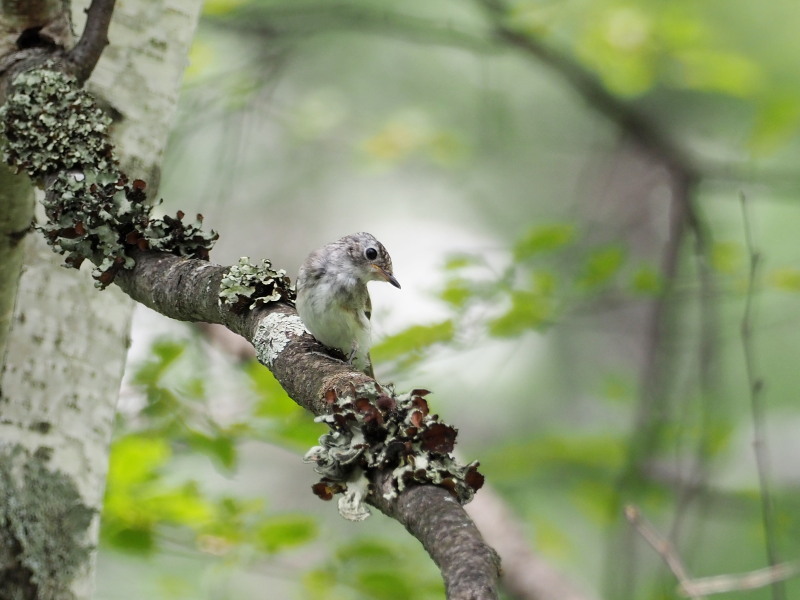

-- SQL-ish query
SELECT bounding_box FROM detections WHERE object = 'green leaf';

[371,320,455,363]
[255,514,318,554]
[148,483,214,525]
[483,435,625,482]
[263,414,323,451]
[769,267,800,292]
[302,569,339,599]
[141,386,180,418]
[578,246,625,289]
[107,435,171,488]
[440,278,472,308]
[513,224,576,260]
[247,360,297,418]
[182,376,206,400]
[575,6,656,97]
[103,526,155,554]
[443,253,483,270]
[203,0,248,16]
[356,570,414,600]
[131,339,186,388]
[673,48,761,97]
[488,290,553,337]
[186,430,237,471]
[750,94,800,156]
[630,265,663,295]
[336,539,399,563]
[711,241,743,275]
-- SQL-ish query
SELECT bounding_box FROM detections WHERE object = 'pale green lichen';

[0,444,94,600]
[0,67,113,178]
[0,65,218,288]
[253,312,307,367]
[303,384,484,521]
[219,256,295,313]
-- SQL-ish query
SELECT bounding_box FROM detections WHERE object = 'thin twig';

[624,505,705,600]
[626,505,800,598]
[740,191,785,600]
[682,563,800,598]
[67,0,117,83]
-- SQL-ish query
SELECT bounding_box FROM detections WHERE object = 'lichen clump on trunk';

[0,65,218,287]
[0,445,94,600]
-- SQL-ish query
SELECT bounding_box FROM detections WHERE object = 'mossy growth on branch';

[0,64,218,288]
[304,384,484,521]
[0,67,114,178]
[219,256,296,313]
[0,444,94,600]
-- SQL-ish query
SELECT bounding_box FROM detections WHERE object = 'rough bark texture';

[0,2,502,598]
[371,470,501,600]
[0,157,32,361]
[0,1,203,597]
[115,250,502,598]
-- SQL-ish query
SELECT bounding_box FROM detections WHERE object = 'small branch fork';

[67,0,117,82]
[625,505,799,598]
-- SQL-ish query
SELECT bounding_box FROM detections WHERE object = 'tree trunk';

[0,1,201,597]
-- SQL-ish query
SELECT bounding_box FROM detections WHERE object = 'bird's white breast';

[296,274,371,366]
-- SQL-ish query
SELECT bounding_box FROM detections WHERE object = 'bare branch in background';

[740,191,785,600]
[626,505,799,598]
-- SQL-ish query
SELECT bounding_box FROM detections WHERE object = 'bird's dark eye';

[365,247,378,260]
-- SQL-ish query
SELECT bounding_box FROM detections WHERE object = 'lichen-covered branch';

[370,470,501,600]
[0,52,500,600]
[115,256,499,597]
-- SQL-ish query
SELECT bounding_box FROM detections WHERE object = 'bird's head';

[342,232,401,288]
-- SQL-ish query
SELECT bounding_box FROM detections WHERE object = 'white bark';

[0,1,202,597]
[0,158,33,360]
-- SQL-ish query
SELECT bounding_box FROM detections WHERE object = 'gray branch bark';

[115,250,502,600]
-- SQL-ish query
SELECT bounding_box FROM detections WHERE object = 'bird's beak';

[373,265,401,288]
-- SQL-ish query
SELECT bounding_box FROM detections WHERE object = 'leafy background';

[95,0,800,598]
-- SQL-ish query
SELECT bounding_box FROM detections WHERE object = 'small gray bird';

[296,232,401,377]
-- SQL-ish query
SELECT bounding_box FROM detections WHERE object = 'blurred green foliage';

[98,0,800,598]
[303,538,444,600]
[102,339,320,559]
[101,333,447,599]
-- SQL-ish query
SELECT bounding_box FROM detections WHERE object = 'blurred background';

[94,0,800,598]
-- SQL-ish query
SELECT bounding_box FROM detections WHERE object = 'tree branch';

[211,3,495,54]
[67,0,116,82]
[627,505,800,598]
[370,470,501,600]
[475,0,697,179]
[114,250,501,598]
[0,56,500,599]
[740,192,785,600]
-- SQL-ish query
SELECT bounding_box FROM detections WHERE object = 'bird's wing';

[364,294,372,321]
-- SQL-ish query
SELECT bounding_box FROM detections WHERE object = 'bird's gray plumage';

[296,232,400,377]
